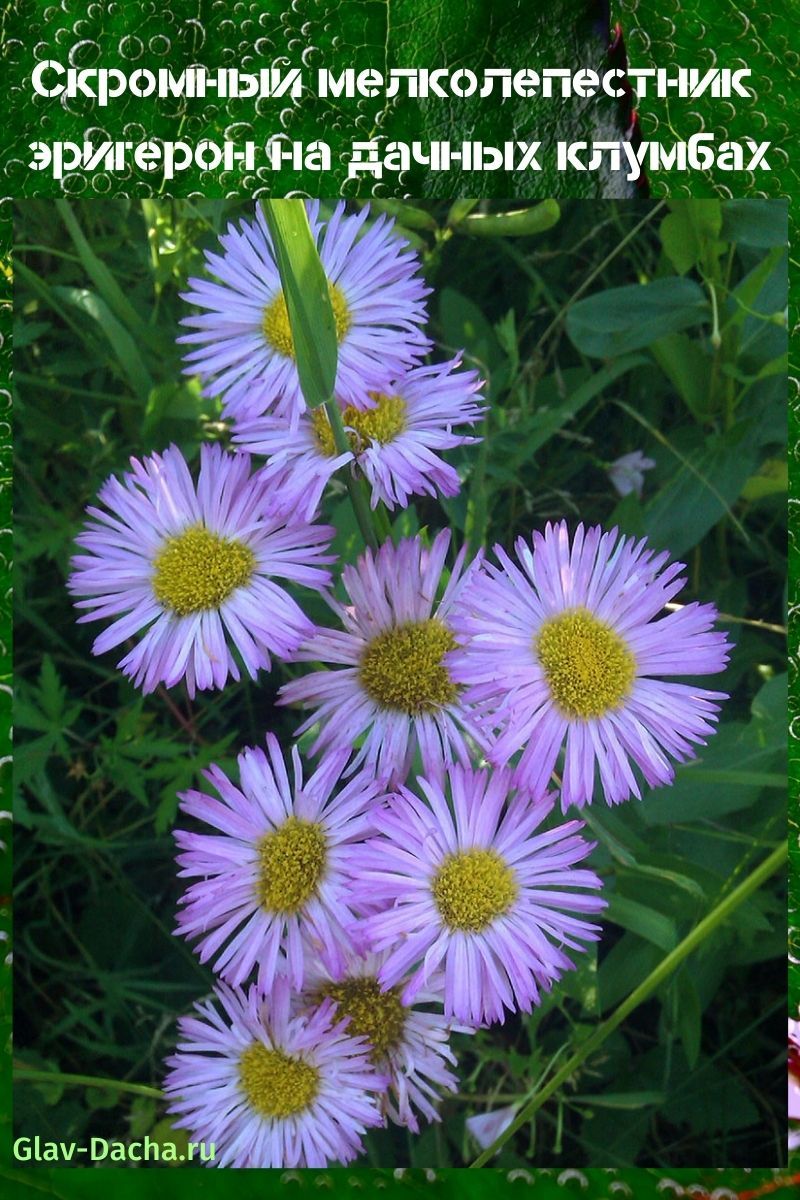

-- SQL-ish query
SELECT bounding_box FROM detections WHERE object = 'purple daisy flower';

[231,357,486,520]
[607,449,656,499]
[302,947,464,1132]
[174,735,382,992]
[179,201,431,421]
[68,444,333,697]
[449,521,731,809]
[164,977,387,1167]
[466,1105,519,1151]
[352,767,605,1026]
[278,530,485,786]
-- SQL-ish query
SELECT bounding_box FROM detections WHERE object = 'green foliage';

[566,277,709,357]
[13,197,787,1170]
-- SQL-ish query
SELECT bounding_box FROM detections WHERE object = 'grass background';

[11,197,788,1169]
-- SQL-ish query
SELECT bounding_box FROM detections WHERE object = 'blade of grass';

[14,1064,162,1100]
[55,201,156,347]
[261,199,377,548]
[260,200,337,409]
[53,286,153,401]
[14,258,107,362]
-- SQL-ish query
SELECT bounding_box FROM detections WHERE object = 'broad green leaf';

[143,381,206,442]
[722,199,789,248]
[641,422,757,555]
[750,670,787,728]
[566,278,709,358]
[659,200,722,275]
[649,332,713,419]
[261,200,338,409]
[662,1060,760,1135]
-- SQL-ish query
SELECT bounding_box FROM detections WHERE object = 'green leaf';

[572,1089,665,1110]
[446,200,480,226]
[598,934,662,1013]
[38,656,66,724]
[52,286,153,400]
[674,972,702,1069]
[726,245,786,331]
[438,288,504,378]
[604,894,678,952]
[662,1060,759,1135]
[55,200,156,347]
[741,457,788,501]
[659,201,722,275]
[751,670,787,727]
[722,200,789,248]
[641,422,757,555]
[143,380,205,440]
[566,278,709,358]
[260,200,338,408]
[649,333,713,420]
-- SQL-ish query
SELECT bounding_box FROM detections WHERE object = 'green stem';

[465,413,489,558]
[14,1065,162,1100]
[469,839,787,1166]
[372,501,393,543]
[324,398,379,550]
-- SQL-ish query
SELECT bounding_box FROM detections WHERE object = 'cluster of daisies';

[68,202,731,1168]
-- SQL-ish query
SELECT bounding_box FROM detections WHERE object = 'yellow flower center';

[433,849,518,932]
[262,281,351,358]
[316,976,406,1061]
[310,392,408,457]
[152,525,256,616]
[238,1043,319,1118]
[257,817,327,914]
[359,618,457,714]
[535,606,636,720]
